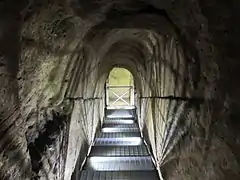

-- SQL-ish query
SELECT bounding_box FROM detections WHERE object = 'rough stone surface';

[0,0,240,180]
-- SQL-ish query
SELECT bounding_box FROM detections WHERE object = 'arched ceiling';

[1,0,239,180]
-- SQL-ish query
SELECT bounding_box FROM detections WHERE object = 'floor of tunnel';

[79,108,159,180]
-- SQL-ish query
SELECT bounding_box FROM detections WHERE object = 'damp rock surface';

[0,0,239,180]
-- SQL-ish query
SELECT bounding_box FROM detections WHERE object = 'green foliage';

[108,68,133,86]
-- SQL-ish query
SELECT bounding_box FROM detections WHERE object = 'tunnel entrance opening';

[105,67,135,109]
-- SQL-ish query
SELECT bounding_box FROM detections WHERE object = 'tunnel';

[0,0,240,180]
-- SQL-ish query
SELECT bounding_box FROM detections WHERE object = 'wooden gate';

[106,85,134,107]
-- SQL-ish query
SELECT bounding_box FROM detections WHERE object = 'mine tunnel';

[0,0,240,180]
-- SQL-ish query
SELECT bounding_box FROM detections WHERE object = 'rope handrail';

[139,96,204,102]
[106,85,134,88]
[66,97,103,101]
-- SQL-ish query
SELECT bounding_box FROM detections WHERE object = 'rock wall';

[0,0,239,180]
[0,1,104,179]
[0,1,30,179]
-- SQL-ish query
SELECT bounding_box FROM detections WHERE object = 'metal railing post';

[130,86,134,105]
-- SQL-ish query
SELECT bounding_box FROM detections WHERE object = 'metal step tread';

[96,132,140,138]
[94,137,143,146]
[106,109,134,118]
[102,123,139,133]
[102,123,138,129]
[102,126,139,132]
[80,170,159,180]
[105,117,134,121]
[104,119,135,125]
[90,145,149,156]
[84,156,155,171]
[79,108,159,179]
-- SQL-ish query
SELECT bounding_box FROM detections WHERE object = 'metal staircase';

[80,108,159,180]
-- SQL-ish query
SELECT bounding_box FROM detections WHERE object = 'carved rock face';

[0,0,239,180]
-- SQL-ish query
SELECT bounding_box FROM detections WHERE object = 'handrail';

[107,85,133,88]
[139,96,204,102]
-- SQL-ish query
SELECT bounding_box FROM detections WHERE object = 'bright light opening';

[106,68,135,108]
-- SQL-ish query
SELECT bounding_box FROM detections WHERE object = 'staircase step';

[79,108,159,180]
[104,118,135,124]
[80,170,159,180]
[106,109,134,118]
[94,137,143,146]
[84,156,155,171]
[96,132,140,138]
[94,132,142,146]
[90,145,149,156]
[102,123,139,132]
